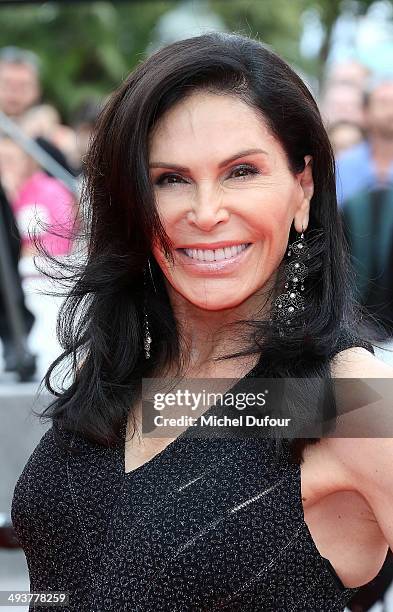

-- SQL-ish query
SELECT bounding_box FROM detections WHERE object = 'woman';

[11,33,393,611]
[0,135,76,257]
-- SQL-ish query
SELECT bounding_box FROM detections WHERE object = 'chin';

[178,288,252,312]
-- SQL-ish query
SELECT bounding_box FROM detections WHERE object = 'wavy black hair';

[33,32,382,463]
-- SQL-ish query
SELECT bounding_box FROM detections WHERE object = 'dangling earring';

[271,224,310,337]
[143,258,156,359]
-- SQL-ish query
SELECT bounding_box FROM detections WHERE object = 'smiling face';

[148,91,313,311]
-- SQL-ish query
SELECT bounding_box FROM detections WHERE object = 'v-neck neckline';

[122,353,265,478]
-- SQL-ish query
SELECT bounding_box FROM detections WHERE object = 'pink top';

[12,171,75,256]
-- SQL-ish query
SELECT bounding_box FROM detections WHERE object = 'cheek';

[248,194,296,269]
[153,191,184,229]
[244,190,294,237]
[151,242,176,284]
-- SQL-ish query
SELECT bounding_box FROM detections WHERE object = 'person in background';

[0,47,41,121]
[324,59,370,90]
[327,120,365,156]
[18,106,77,176]
[319,59,369,131]
[0,179,36,378]
[319,82,365,129]
[341,187,393,341]
[0,48,79,172]
[21,104,79,172]
[0,136,76,257]
[336,75,393,206]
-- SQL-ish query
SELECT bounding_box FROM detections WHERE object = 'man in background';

[336,76,393,206]
[0,46,41,121]
[0,46,80,173]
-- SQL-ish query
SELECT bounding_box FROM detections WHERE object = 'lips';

[180,243,250,262]
[174,241,253,275]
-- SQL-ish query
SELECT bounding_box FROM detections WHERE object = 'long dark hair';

[34,32,380,463]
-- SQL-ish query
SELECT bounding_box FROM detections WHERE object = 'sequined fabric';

[11,333,374,611]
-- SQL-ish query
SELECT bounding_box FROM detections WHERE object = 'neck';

[167,278,276,376]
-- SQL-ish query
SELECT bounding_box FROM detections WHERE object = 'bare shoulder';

[324,346,393,551]
[330,345,393,378]
[328,344,393,462]
[328,345,393,447]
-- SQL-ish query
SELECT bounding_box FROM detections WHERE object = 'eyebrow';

[149,148,269,171]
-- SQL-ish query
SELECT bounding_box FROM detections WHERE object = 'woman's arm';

[329,347,393,551]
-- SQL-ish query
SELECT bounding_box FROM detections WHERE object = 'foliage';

[0,0,383,120]
[211,0,305,71]
[0,1,174,121]
[212,0,378,77]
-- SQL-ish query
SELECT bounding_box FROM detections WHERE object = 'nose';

[186,183,229,231]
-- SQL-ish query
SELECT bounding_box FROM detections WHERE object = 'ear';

[294,155,313,233]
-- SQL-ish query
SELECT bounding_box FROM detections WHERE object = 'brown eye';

[155,173,187,186]
[230,164,259,179]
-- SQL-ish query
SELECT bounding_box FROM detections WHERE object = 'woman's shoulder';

[324,343,393,557]
[12,425,94,505]
[13,427,62,489]
[330,344,393,378]
[12,426,70,506]
[328,326,374,358]
[11,426,70,549]
[329,340,393,439]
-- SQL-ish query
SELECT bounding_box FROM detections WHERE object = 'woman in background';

[0,135,75,258]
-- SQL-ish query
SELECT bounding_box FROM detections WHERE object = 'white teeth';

[183,243,249,261]
[215,248,225,260]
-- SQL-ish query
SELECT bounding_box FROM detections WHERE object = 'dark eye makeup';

[153,163,260,187]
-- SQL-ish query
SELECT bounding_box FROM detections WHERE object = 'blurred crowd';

[1,45,393,380]
[320,59,393,341]
[0,46,101,380]
[0,47,101,256]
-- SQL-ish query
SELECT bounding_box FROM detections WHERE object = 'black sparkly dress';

[11,333,375,611]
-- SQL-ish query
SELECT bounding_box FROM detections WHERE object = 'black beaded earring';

[271,225,310,337]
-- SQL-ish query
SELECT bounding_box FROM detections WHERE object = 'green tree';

[302,0,379,76]
[0,1,174,121]
[211,0,305,70]
[0,0,384,119]
[212,0,380,82]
